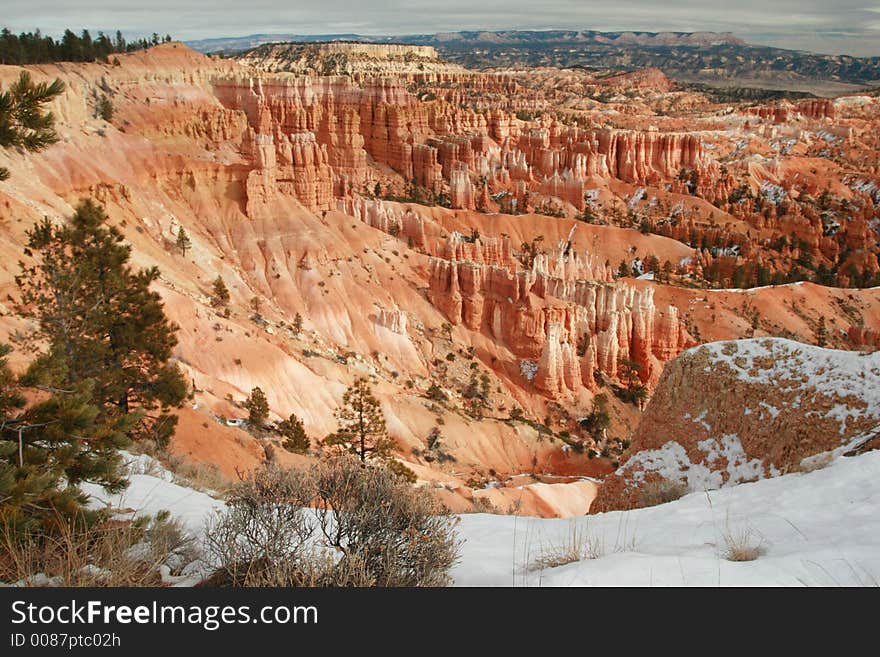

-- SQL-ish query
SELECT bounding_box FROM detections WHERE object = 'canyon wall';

[213,72,708,214]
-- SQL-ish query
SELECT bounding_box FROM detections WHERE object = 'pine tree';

[278,413,309,453]
[96,94,114,121]
[16,199,187,447]
[816,316,828,347]
[0,27,171,66]
[292,312,303,336]
[327,377,391,464]
[175,226,191,257]
[211,275,230,306]
[0,71,65,181]
[425,381,446,401]
[614,359,648,406]
[578,202,596,223]
[243,387,269,428]
[579,392,610,439]
[0,343,131,533]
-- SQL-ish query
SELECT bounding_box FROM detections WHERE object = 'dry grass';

[127,442,233,495]
[638,477,689,508]
[528,522,603,572]
[0,511,198,587]
[526,512,640,575]
[164,455,232,494]
[721,524,766,562]
[471,495,501,514]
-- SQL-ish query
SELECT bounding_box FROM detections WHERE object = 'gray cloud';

[2,1,879,56]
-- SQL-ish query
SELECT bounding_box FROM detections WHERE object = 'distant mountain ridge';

[185,29,745,54]
[189,29,880,92]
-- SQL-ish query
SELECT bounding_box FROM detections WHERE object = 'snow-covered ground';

[452,450,880,586]
[75,450,880,586]
[81,452,225,536]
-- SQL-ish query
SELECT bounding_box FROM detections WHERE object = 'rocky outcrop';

[449,163,476,209]
[796,98,835,120]
[745,98,836,124]
[338,197,429,248]
[534,322,583,396]
[242,128,334,214]
[374,306,408,334]
[592,339,880,512]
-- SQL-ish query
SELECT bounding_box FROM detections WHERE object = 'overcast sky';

[3,1,879,56]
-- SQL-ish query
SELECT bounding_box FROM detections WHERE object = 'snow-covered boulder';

[592,338,880,512]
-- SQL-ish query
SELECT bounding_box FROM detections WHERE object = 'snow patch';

[520,360,539,381]
[688,338,880,435]
[81,452,224,535]
[625,441,722,491]
[758,401,780,419]
[697,434,773,484]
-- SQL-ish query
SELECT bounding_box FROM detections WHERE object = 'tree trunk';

[359,405,366,463]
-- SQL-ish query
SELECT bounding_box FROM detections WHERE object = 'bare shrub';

[202,457,460,587]
[202,464,317,587]
[141,511,199,573]
[311,456,460,586]
[638,477,689,508]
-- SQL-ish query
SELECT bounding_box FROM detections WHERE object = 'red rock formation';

[426,238,693,396]
[535,322,582,396]
[449,163,476,209]
[593,67,673,92]
[3,41,880,521]
[796,98,835,120]
[593,339,880,512]
[745,98,835,124]
[744,104,793,124]
[338,197,429,248]
[374,306,408,334]
[214,72,708,216]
